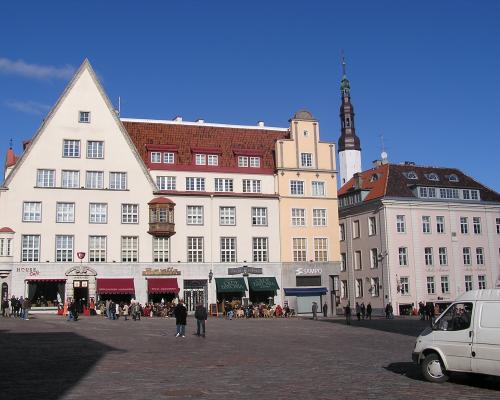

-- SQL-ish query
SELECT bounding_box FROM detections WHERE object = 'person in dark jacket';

[174,299,187,337]
[194,302,208,337]
[344,302,351,325]
[322,302,328,318]
[366,303,372,320]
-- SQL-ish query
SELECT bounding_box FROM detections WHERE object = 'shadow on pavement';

[385,362,500,390]
[323,317,430,337]
[0,330,116,400]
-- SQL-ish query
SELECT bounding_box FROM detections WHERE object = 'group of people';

[1,296,31,320]
[173,300,208,338]
[418,301,442,321]
[343,302,374,324]
[222,302,294,319]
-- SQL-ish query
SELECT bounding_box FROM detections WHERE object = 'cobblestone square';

[1,315,499,400]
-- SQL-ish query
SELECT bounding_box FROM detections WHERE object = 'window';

[426,173,439,181]
[0,238,12,257]
[186,177,205,191]
[300,153,313,167]
[465,276,473,292]
[352,220,360,238]
[121,236,138,262]
[87,141,104,159]
[86,171,104,189]
[151,152,162,163]
[79,111,90,123]
[36,169,55,187]
[341,280,348,299]
[187,237,204,263]
[156,176,176,191]
[368,217,377,236]
[463,247,471,265]
[220,237,236,263]
[293,238,307,262]
[396,215,406,233]
[439,188,460,199]
[311,181,325,196]
[195,154,206,165]
[63,139,80,158]
[21,235,40,262]
[354,250,362,270]
[249,156,261,168]
[497,218,500,234]
[89,236,106,262]
[314,238,328,262]
[163,152,175,164]
[399,247,408,266]
[427,277,435,294]
[23,202,42,222]
[252,237,268,262]
[242,179,261,193]
[434,303,473,331]
[463,189,480,200]
[478,275,486,290]
[340,253,346,271]
[251,207,267,226]
[109,172,127,190]
[476,247,484,265]
[55,235,73,262]
[56,202,75,223]
[238,156,249,167]
[290,180,304,195]
[439,247,448,266]
[355,279,363,298]
[407,171,418,180]
[448,174,459,182]
[215,178,233,192]
[61,170,80,188]
[208,155,218,166]
[219,207,236,225]
[121,204,139,224]
[153,237,169,262]
[441,276,450,293]
[187,206,203,225]
[460,217,469,234]
[422,216,431,234]
[424,247,433,266]
[89,203,107,224]
[312,209,327,226]
[339,224,346,241]
[400,277,409,295]
[291,208,306,226]
[436,216,445,233]
[473,217,481,234]
[370,248,378,269]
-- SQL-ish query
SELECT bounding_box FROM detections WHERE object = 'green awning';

[248,277,279,292]
[215,278,247,293]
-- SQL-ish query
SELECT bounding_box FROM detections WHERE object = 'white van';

[413,289,500,383]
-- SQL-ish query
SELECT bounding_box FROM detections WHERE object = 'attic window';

[448,174,459,183]
[370,174,379,182]
[79,111,90,123]
[406,171,418,180]
[426,173,439,181]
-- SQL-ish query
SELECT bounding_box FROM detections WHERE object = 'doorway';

[73,280,89,312]
[183,280,208,312]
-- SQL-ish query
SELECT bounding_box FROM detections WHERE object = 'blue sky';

[1,1,499,190]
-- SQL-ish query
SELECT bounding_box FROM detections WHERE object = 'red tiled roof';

[122,121,290,173]
[5,148,16,168]
[338,164,389,202]
[0,227,14,233]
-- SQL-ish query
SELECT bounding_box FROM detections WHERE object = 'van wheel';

[421,353,449,383]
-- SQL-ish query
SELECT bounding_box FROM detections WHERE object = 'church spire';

[338,53,360,152]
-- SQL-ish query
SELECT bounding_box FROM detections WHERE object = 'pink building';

[338,162,500,316]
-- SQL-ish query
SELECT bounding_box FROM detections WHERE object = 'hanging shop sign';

[142,267,181,276]
[228,266,263,275]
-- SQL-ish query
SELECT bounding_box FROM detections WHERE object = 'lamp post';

[377,250,388,306]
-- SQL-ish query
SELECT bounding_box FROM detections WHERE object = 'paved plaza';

[1,315,499,400]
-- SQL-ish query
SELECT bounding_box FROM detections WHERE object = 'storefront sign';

[295,267,322,276]
[142,267,181,276]
[16,267,40,276]
[228,266,262,275]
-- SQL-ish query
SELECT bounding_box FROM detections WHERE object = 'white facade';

[339,149,362,186]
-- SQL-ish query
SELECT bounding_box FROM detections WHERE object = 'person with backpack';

[194,302,208,337]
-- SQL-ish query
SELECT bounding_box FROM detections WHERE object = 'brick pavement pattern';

[1,315,499,400]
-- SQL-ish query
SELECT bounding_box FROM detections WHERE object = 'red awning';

[26,278,67,282]
[147,278,179,294]
[96,278,135,294]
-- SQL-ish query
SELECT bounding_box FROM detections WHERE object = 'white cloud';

[4,100,51,115]
[0,57,75,80]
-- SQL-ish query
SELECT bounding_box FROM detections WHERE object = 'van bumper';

[412,352,420,364]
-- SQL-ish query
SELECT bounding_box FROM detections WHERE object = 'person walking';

[312,302,318,320]
[366,303,372,320]
[360,302,366,319]
[122,303,129,321]
[22,297,31,320]
[355,302,361,321]
[322,302,328,318]
[67,300,75,321]
[194,302,208,337]
[174,299,187,337]
[344,302,351,325]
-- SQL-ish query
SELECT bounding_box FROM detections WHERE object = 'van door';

[432,302,474,372]
[472,301,500,376]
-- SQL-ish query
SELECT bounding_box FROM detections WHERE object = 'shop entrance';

[73,280,89,305]
[184,280,207,312]
[27,280,66,307]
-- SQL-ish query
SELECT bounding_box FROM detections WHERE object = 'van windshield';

[434,302,473,331]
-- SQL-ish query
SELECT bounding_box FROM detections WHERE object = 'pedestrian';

[355,302,361,321]
[174,299,187,337]
[2,297,9,317]
[344,302,351,325]
[110,301,116,320]
[312,301,318,320]
[322,302,328,318]
[122,303,129,321]
[22,297,30,320]
[194,302,208,337]
[388,302,394,319]
[385,303,390,319]
[418,301,425,320]
[360,302,366,319]
[67,300,75,321]
[105,299,111,319]
[366,303,372,320]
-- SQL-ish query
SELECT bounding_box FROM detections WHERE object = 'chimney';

[257,121,265,127]
[353,172,363,190]
[195,119,205,124]
[372,159,382,168]
[173,116,182,122]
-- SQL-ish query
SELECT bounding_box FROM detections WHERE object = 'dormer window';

[448,174,459,182]
[208,155,218,166]
[195,154,206,165]
[426,173,439,181]
[151,152,162,163]
[249,156,260,168]
[406,171,418,180]
[195,154,218,166]
[79,111,90,123]
[370,173,379,182]
[163,152,175,164]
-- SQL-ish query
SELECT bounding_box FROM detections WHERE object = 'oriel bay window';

[148,198,175,237]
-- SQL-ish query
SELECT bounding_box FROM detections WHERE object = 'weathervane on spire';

[9,138,13,149]
[341,49,347,76]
